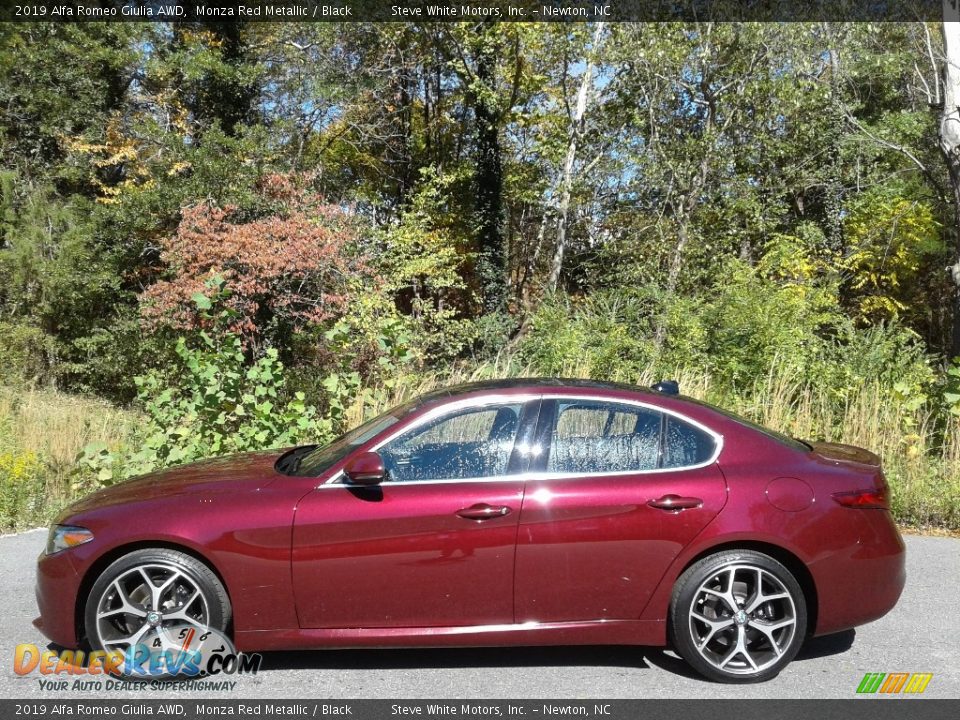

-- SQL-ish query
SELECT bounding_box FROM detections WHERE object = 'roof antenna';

[651,379,680,395]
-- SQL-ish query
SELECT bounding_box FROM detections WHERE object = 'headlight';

[46,525,94,555]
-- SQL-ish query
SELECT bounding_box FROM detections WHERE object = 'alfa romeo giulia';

[35,379,905,682]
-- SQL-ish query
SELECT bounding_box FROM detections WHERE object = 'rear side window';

[539,399,719,474]
[663,416,717,468]
[547,401,662,474]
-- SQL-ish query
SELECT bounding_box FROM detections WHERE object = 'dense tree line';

[0,21,957,400]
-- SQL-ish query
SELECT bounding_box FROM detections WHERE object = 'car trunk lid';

[810,441,881,468]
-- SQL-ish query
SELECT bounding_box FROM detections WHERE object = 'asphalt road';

[0,529,957,700]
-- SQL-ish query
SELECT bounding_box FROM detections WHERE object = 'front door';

[292,399,539,629]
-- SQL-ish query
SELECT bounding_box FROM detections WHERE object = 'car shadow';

[642,630,857,680]
[254,630,857,676]
[795,629,856,660]
[256,645,651,672]
[45,629,855,678]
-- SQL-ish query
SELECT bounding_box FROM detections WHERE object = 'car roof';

[416,377,662,404]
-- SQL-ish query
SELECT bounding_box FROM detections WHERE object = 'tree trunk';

[473,25,507,315]
[652,215,690,348]
[199,22,255,137]
[824,38,845,254]
[548,22,606,292]
[941,1,960,357]
[947,166,960,358]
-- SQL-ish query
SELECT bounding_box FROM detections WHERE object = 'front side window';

[546,401,663,474]
[380,403,525,482]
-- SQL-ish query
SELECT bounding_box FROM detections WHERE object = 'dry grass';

[0,386,138,511]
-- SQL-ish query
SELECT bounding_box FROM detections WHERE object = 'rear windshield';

[707,405,812,452]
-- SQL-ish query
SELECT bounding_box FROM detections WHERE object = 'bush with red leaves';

[140,174,372,351]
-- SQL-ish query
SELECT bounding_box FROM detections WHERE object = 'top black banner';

[0,0,952,23]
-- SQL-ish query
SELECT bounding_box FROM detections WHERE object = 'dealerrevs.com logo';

[15,624,262,690]
[856,672,934,695]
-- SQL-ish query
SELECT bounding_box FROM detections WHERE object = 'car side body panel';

[515,465,727,624]
[291,480,524,628]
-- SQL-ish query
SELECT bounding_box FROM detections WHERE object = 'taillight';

[832,486,889,509]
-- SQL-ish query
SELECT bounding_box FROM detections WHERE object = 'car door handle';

[456,503,512,520]
[647,494,703,511]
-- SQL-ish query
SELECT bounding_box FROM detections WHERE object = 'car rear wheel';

[84,548,231,661]
[670,550,807,683]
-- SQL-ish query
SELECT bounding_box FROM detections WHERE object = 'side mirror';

[343,451,386,485]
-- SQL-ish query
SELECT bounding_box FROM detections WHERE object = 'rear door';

[514,397,727,623]
[292,398,540,629]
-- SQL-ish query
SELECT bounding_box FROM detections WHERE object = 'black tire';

[84,548,231,660]
[669,550,807,683]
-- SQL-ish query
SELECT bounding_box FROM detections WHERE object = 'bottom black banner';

[1,699,956,720]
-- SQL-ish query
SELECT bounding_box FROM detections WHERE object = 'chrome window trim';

[321,393,540,487]
[319,392,724,488]
[545,394,724,472]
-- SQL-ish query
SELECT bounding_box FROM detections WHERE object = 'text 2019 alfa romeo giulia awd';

[36,379,905,682]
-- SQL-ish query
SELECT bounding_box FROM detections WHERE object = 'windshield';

[291,400,419,477]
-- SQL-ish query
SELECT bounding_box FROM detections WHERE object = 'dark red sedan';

[35,379,905,683]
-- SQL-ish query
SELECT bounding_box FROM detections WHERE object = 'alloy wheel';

[94,562,210,654]
[687,563,798,676]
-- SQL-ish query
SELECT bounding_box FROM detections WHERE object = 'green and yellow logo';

[857,672,933,694]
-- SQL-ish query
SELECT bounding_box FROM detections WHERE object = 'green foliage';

[74,286,331,483]
[519,237,935,426]
[85,331,327,483]
[518,291,658,379]
[0,23,141,183]
[0,172,142,398]
[0,321,51,385]
[143,338,315,467]
[817,323,934,401]
[843,188,944,322]
[520,237,846,389]
[697,256,842,388]
[943,361,960,417]
[375,167,478,363]
[296,312,416,429]
[0,175,108,330]
[60,309,159,402]
[0,448,44,530]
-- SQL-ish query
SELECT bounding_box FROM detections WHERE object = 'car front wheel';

[84,548,231,663]
[670,550,807,683]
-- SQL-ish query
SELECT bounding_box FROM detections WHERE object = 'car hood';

[810,441,881,468]
[60,450,283,518]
